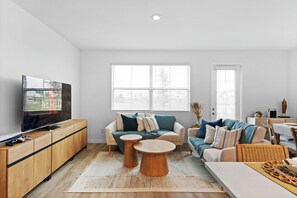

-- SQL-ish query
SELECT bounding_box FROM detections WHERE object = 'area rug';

[67,151,222,193]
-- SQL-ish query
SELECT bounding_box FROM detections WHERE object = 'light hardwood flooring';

[25,144,230,198]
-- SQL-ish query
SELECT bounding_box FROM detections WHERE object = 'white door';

[211,65,242,120]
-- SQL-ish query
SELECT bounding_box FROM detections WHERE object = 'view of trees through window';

[112,65,190,111]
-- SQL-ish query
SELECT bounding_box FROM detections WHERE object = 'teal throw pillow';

[155,115,176,131]
[121,113,138,131]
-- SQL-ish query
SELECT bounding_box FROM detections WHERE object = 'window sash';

[112,65,190,111]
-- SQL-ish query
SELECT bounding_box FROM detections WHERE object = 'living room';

[1,0,297,198]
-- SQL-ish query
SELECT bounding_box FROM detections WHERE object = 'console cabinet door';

[34,147,51,186]
[52,140,67,172]
[7,156,34,198]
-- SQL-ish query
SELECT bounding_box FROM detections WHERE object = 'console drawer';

[8,140,33,164]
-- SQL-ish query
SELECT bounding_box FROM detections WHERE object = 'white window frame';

[111,64,191,111]
[211,64,242,120]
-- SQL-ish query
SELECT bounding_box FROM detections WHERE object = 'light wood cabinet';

[33,148,51,186]
[51,120,88,173]
[7,157,34,198]
[247,117,297,126]
[0,119,88,198]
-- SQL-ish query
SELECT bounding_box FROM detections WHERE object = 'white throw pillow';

[211,126,242,149]
[136,117,145,131]
[142,116,160,132]
[204,125,227,144]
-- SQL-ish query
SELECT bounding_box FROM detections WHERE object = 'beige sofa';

[188,126,271,162]
[105,112,185,151]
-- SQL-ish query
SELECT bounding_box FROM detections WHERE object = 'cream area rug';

[67,151,222,193]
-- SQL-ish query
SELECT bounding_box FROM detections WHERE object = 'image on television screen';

[23,76,62,112]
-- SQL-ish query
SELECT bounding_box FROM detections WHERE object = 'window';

[211,65,241,120]
[112,65,190,111]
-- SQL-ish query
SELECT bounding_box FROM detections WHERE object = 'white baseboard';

[88,139,106,144]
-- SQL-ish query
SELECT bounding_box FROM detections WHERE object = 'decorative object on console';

[254,111,263,118]
[268,108,277,118]
[282,98,288,117]
[191,102,202,126]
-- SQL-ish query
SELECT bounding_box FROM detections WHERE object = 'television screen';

[22,75,71,132]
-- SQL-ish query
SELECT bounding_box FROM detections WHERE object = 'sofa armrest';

[219,147,236,162]
[188,128,199,137]
[252,139,272,145]
[105,121,117,145]
[218,139,272,162]
[174,122,185,142]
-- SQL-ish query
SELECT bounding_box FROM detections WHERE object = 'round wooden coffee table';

[133,139,176,176]
[120,134,142,168]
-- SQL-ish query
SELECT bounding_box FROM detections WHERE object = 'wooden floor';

[25,144,230,198]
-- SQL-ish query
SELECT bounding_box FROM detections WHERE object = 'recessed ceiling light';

[152,14,161,21]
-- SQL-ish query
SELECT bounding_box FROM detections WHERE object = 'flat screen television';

[21,75,71,132]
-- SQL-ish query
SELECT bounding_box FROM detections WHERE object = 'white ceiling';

[13,0,297,50]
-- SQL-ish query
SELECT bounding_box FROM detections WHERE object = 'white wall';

[0,0,81,134]
[288,49,297,117]
[81,50,289,143]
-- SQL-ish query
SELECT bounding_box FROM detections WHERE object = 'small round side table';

[120,134,142,167]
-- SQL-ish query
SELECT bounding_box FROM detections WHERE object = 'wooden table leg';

[123,141,138,168]
[139,153,169,176]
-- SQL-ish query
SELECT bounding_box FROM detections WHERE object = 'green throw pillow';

[155,115,176,131]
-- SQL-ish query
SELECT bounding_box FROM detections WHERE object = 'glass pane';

[216,70,236,119]
[152,90,189,111]
[113,90,149,110]
[152,65,189,89]
[113,65,149,88]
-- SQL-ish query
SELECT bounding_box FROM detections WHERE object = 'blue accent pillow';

[121,113,138,131]
[155,115,176,131]
[197,119,223,138]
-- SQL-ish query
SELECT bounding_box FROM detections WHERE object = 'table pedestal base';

[140,153,168,176]
[124,141,139,167]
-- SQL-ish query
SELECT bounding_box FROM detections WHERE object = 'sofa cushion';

[155,115,176,131]
[251,126,266,143]
[203,149,222,162]
[157,131,180,142]
[197,119,223,138]
[211,126,242,149]
[116,112,145,131]
[121,114,138,131]
[222,119,237,130]
[112,130,164,153]
[230,121,257,144]
[189,137,211,157]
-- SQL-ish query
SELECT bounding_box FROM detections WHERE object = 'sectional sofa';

[188,119,271,162]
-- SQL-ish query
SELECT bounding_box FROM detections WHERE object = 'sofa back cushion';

[121,114,138,131]
[223,119,258,144]
[116,112,145,131]
[211,126,242,149]
[197,119,223,138]
[251,126,266,143]
[155,115,176,131]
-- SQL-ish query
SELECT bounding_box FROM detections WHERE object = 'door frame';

[211,65,242,121]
